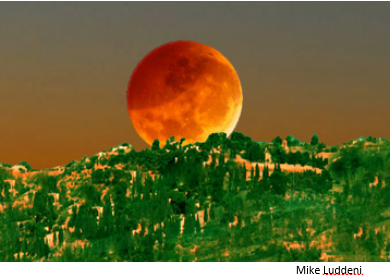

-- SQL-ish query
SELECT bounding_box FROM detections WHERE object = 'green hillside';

[1,133,390,262]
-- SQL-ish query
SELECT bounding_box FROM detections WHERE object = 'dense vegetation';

[1,133,390,262]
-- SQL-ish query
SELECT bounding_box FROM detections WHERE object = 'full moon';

[127,41,242,146]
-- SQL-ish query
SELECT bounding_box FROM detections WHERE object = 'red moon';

[127,41,242,146]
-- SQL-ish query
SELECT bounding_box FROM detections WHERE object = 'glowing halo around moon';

[127,40,243,146]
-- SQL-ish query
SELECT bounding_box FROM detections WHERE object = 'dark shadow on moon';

[128,55,212,111]
[164,57,208,94]
[127,44,236,111]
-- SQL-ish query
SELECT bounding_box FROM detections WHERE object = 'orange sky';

[1,2,390,169]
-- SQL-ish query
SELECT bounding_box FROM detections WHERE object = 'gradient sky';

[1,2,390,169]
